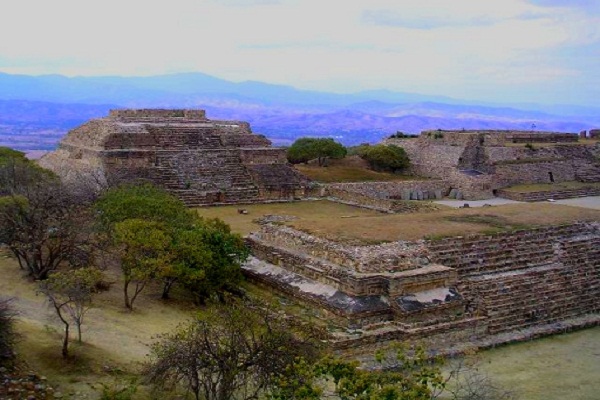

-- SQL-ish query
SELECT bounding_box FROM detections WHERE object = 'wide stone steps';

[426,224,595,277]
[459,250,599,334]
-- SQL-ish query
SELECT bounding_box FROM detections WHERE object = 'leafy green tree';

[95,184,193,231]
[287,138,347,166]
[38,268,104,357]
[96,185,249,305]
[0,147,55,195]
[169,219,248,304]
[144,299,321,400]
[360,144,410,172]
[114,219,173,310]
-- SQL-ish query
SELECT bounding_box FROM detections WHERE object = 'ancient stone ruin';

[245,222,600,353]
[40,109,311,206]
[384,129,600,200]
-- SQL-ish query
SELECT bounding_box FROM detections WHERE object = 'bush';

[0,298,16,366]
[287,138,346,166]
[359,144,410,172]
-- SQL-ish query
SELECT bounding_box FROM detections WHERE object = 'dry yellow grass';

[196,200,600,243]
[294,155,415,183]
[0,252,196,398]
[503,181,600,193]
[290,203,600,243]
[195,199,382,236]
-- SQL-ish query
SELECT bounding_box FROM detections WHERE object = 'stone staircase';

[150,150,261,206]
[450,228,600,334]
[426,225,586,277]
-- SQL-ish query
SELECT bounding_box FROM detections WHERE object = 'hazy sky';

[1,0,599,105]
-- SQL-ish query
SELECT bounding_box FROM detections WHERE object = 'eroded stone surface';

[40,109,311,206]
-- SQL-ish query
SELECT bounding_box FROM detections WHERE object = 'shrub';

[287,138,347,166]
[0,298,16,366]
[359,144,410,172]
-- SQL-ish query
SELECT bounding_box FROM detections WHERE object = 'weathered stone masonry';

[244,222,600,352]
[384,130,600,200]
[40,109,311,206]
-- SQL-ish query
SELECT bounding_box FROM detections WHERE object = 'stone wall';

[493,160,576,187]
[244,222,600,352]
[325,187,441,213]
[383,131,598,200]
[496,186,600,202]
[109,109,206,120]
[248,224,432,274]
[327,180,449,199]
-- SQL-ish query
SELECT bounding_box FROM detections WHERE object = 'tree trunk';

[161,278,176,300]
[124,280,132,310]
[76,322,82,343]
[62,322,69,358]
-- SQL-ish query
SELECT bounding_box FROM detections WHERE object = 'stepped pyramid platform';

[244,222,600,353]
[40,109,311,206]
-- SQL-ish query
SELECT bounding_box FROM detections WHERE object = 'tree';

[96,185,249,305]
[287,138,347,166]
[144,299,322,400]
[38,268,104,357]
[114,219,173,310]
[359,144,410,172]
[0,298,17,367]
[174,219,248,304]
[0,183,97,280]
[0,147,55,196]
[95,184,193,232]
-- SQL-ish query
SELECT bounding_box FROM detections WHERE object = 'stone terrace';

[244,220,600,352]
[40,109,311,206]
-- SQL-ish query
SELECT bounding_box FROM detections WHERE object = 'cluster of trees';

[95,184,248,309]
[0,148,248,357]
[286,137,410,173]
[144,299,445,400]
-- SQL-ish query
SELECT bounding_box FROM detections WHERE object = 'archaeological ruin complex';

[245,221,600,353]
[42,112,600,353]
[40,109,311,206]
[384,129,600,200]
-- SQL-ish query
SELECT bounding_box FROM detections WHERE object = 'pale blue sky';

[0,0,598,105]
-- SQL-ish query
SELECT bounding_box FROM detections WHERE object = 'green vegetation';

[0,146,55,195]
[358,144,410,172]
[287,137,347,166]
[96,185,248,308]
[388,131,417,139]
[145,298,322,400]
[0,298,16,367]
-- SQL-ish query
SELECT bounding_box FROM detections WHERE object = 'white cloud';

[0,0,598,104]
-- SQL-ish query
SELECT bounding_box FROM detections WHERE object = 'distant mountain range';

[0,71,599,150]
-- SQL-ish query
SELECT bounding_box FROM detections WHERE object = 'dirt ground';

[0,251,196,399]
